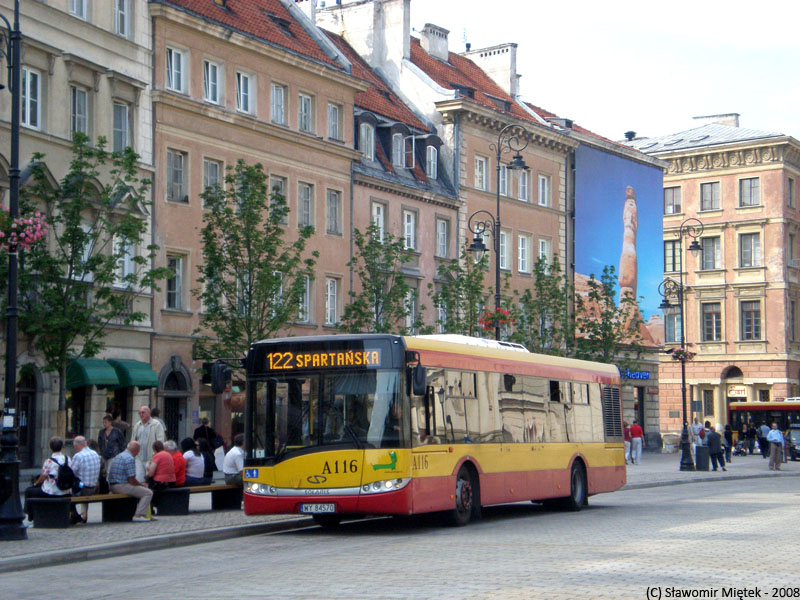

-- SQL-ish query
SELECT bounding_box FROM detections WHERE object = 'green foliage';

[19,133,170,407]
[338,223,428,334]
[573,265,645,369]
[510,255,572,355]
[194,160,318,359]
[428,244,489,337]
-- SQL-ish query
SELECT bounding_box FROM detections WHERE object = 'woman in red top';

[146,440,176,492]
[166,440,186,486]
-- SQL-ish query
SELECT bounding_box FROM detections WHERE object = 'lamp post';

[467,123,529,340]
[658,217,703,472]
[0,0,26,541]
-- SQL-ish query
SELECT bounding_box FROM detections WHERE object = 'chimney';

[624,131,636,141]
[420,23,450,62]
[461,43,520,97]
[692,113,740,128]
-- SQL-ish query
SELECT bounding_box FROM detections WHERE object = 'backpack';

[54,456,77,492]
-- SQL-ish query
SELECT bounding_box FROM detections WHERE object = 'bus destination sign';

[265,349,383,371]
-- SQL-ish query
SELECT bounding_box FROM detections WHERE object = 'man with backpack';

[23,437,73,526]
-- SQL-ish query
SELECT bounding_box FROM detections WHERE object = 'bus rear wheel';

[312,514,342,528]
[564,462,587,512]
[447,465,479,526]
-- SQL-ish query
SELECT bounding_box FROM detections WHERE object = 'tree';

[428,244,489,337]
[572,265,645,369]
[338,223,428,334]
[510,255,572,355]
[19,133,170,409]
[194,160,318,359]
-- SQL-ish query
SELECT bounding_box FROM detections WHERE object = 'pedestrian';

[23,437,72,526]
[706,425,727,472]
[193,417,217,447]
[98,413,126,473]
[746,423,757,455]
[622,421,631,465]
[784,428,791,464]
[630,419,644,465]
[70,435,101,524]
[166,440,186,487]
[198,438,216,480]
[723,424,734,463]
[182,437,211,486]
[146,440,176,511]
[758,422,771,459]
[112,410,131,442]
[223,434,246,486]
[131,406,166,481]
[767,423,785,471]
[107,441,155,522]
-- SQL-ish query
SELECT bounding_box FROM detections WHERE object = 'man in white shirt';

[223,434,245,486]
[131,406,166,481]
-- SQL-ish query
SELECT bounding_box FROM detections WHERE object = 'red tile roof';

[157,0,343,70]
[325,31,429,131]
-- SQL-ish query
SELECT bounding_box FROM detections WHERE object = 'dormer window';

[359,122,374,161]
[392,133,404,168]
[426,146,438,179]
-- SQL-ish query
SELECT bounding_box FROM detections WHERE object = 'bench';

[157,483,243,514]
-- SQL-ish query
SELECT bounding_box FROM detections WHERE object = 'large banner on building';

[574,144,663,342]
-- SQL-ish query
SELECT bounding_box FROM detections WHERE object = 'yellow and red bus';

[241,334,626,526]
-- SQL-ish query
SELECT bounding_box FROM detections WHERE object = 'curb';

[3,470,798,573]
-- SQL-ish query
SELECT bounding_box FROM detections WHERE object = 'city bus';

[240,334,626,526]
[728,399,800,433]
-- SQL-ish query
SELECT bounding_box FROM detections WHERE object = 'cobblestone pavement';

[1,452,795,573]
[4,476,799,600]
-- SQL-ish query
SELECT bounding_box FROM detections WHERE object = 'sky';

[407,0,800,142]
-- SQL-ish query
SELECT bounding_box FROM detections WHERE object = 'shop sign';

[621,369,650,380]
[727,384,747,398]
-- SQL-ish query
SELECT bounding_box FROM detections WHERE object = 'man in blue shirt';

[766,423,785,471]
[70,436,101,524]
[107,441,154,521]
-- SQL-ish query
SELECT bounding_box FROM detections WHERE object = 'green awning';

[107,359,159,390]
[66,359,120,390]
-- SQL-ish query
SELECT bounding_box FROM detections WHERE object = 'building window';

[71,86,89,135]
[327,103,341,140]
[437,300,447,334]
[518,234,531,273]
[789,178,796,208]
[21,68,40,130]
[298,93,313,133]
[325,278,338,326]
[392,134,404,168]
[114,0,129,37]
[236,72,253,114]
[270,176,288,224]
[475,156,487,190]
[740,300,761,340]
[538,238,551,261]
[518,170,529,201]
[70,0,87,20]
[203,60,220,104]
[166,47,186,93]
[758,389,770,402]
[112,102,131,152]
[359,123,374,161]
[326,189,341,235]
[665,312,682,343]
[499,165,509,196]
[403,210,416,250]
[166,149,187,203]
[166,255,184,310]
[271,83,286,124]
[702,302,721,341]
[298,183,313,228]
[371,202,385,242]
[739,232,761,267]
[664,187,681,214]
[739,178,760,207]
[114,237,136,288]
[791,300,797,342]
[297,275,310,323]
[404,290,417,332]
[436,218,448,258]
[700,236,720,270]
[703,390,714,416]
[789,234,795,265]
[203,159,221,198]
[499,231,509,270]
[700,182,720,211]
[538,174,551,207]
[426,146,438,179]
[664,240,681,273]
[236,272,251,316]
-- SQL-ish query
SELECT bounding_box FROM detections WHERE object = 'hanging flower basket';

[0,208,47,252]
[478,307,513,334]
[669,347,695,361]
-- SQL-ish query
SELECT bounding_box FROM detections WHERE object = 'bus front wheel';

[447,465,479,526]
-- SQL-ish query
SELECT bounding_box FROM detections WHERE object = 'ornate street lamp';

[0,0,27,541]
[467,124,529,340]
[658,217,703,472]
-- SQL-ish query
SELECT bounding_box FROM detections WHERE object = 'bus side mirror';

[412,364,427,396]
[211,361,232,395]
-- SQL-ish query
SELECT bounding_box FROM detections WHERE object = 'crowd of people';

[22,406,246,527]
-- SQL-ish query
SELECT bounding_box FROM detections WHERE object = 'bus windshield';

[249,369,408,460]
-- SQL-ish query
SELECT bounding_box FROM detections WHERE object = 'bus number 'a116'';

[322,460,358,475]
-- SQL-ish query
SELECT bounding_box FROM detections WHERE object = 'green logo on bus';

[372,451,397,471]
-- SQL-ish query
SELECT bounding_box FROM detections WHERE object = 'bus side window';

[550,380,561,402]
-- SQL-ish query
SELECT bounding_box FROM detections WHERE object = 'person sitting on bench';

[107,441,155,522]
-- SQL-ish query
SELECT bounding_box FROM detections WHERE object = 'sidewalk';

[1,451,795,573]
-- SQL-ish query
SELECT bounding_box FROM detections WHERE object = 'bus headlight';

[246,482,277,496]
[360,478,410,495]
